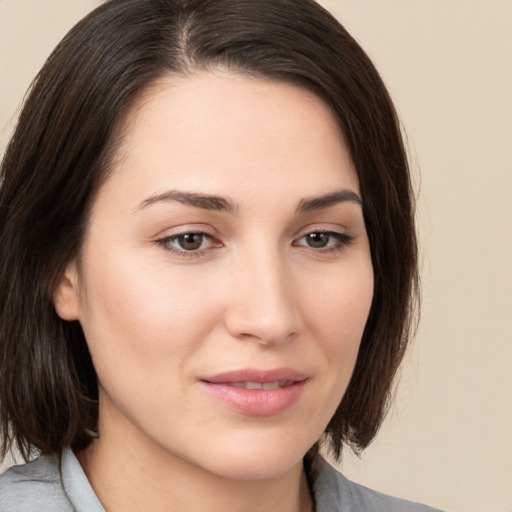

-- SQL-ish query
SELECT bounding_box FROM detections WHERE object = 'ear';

[53,262,81,321]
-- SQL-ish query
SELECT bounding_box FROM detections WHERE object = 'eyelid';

[292,227,355,251]
[293,222,351,239]
[294,231,353,243]
[155,223,216,237]
[154,226,222,258]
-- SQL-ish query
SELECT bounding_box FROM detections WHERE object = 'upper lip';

[200,367,309,384]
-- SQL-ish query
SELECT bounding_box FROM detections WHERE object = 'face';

[55,71,373,481]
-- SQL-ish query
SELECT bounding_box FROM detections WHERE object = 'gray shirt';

[0,449,443,511]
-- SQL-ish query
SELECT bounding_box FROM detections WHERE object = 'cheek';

[302,260,374,390]
[303,261,374,344]
[76,249,223,393]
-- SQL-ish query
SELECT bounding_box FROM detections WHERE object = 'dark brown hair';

[0,0,418,462]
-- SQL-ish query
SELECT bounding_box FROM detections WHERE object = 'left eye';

[295,231,352,249]
[161,233,214,252]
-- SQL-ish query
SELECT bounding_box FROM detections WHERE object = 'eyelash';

[293,231,354,252]
[156,230,354,258]
[156,231,220,258]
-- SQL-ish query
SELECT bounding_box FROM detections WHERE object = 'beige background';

[1,1,511,511]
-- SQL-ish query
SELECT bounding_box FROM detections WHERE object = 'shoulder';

[313,458,444,512]
[0,453,74,512]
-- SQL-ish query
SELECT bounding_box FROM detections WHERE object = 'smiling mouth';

[200,369,308,416]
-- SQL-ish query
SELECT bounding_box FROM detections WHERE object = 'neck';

[76,414,314,512]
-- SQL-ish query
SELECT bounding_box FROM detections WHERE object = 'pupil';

[179,233,203,250]
[307,233,329,248]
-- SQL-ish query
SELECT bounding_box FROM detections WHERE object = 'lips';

[199,368,308,416]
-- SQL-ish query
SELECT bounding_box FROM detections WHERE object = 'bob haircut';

[0,0,418,462]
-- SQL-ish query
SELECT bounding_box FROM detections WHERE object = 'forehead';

[99,71,359,208]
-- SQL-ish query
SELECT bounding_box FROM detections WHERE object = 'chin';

[187,430,314,481]
[208,452,304,481]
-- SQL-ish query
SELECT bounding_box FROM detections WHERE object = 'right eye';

[157,232,220,255]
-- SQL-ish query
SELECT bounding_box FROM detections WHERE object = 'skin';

[54,71,374,512]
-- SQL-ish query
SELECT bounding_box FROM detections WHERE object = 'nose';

[224,248,300,346]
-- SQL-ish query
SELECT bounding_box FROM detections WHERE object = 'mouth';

[199,368,309,416]
[223,380,293,390]
[200,367,308,385]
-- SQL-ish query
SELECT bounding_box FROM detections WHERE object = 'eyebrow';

[136,188,362,215]
[296,189,362,213]
[137,190,239,214]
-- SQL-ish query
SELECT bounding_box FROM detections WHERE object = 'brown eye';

[304,232,330,248]
[294,231,354,251]
[175,233,205,251]
[159,232,216,254]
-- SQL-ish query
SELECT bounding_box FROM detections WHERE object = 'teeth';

[228,381,289,390]
[231,382,248,389]
[246,382,263,390]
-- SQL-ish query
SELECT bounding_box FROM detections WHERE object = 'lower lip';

[200,380,308,416]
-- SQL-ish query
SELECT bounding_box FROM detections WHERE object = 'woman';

[0,0,440,510]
